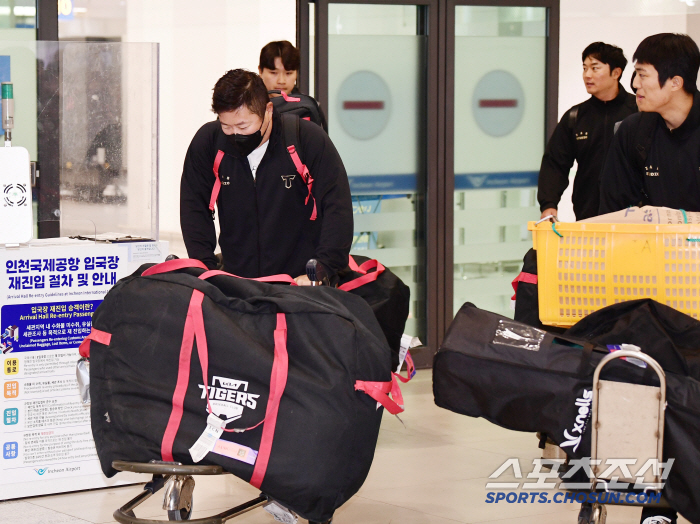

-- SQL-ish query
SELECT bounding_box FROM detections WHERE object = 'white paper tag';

[263,501,298,524]
[397,334,422,373]
[188,413,226,463]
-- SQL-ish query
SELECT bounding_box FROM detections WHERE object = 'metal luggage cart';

[552,349,673,524]
[111,460,332,524]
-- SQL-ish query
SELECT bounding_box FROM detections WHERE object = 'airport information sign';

[0,240,165,498]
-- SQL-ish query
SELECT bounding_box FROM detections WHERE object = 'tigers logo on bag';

[198,375,260,421]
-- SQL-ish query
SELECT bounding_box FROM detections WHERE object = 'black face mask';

[227,114,269,157]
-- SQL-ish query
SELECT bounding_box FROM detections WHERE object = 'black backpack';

[270,90,328,132]
[209,113,317,221]
[337,255,411,371]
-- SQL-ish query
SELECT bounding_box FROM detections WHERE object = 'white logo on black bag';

[198,375,260,422]
[645,166,660,177]
[561,389,593,452]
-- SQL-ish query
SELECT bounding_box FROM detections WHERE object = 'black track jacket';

[537,85,637,220]
[599,92,700,214]
[180,110,353,279]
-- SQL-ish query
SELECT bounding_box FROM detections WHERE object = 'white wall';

[124,0,296,245]
[95,0,699,233]
[556,0,689,221]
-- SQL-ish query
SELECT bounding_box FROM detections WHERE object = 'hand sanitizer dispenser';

[0,82,33,245]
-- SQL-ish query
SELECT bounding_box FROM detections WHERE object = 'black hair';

[582,42,627,75]
[211,69,269,117]
[633,33,700,94]
[259,40,300,72]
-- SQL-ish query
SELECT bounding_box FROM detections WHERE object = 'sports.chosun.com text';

[485,491,663,505]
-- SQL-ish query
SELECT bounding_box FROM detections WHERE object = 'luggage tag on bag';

[212,439,258,465]
[397,334,420,377]
[263,501,298,524]
[607,344,648,368]
[189,413,226,463]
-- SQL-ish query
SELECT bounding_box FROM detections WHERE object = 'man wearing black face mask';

[180,69,353,284]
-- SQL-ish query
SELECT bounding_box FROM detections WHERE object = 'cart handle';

[591,350,666,488]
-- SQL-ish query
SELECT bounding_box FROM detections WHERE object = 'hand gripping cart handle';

[306,259,329,286]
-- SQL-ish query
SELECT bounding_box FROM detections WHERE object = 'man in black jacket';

[598,33,700,524]
[599,34,700,216]
[180,69,352,284]
[538,42,637,220]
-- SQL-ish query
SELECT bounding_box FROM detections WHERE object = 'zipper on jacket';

[238,154,262,275]
[251,147,272,276]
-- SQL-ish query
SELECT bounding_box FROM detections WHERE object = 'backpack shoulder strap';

[281,113,301,157]
[567,105,579,130]
[208,150,225,219]
[281,113,317,221]
[632,112,657,174]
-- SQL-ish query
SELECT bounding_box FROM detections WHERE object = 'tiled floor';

[1,371,689,524]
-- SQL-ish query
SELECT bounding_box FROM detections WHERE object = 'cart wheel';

[590,503,606,524]
[577,503,591,524]
[167,499,192,521]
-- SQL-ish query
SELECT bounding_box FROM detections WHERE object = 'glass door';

[303,0,558,358]
[448,3,556,320]
[315,1,439,359]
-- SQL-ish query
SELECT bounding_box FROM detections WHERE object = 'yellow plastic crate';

[528,221,700,327]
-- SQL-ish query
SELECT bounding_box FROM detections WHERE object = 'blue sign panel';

[4,408,18,425]
[454,171,538,190]
[3,442,18,459]
[1,300,101,353]
[348,171,538,195]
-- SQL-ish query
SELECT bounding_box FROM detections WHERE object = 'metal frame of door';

[36,0,61,238]
[297,0,559,365]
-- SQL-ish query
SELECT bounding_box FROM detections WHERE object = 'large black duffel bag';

[565,298,700,379]
[81,259,404,522]
[433,302,700,524]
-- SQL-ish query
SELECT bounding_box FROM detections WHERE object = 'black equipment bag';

[338,255,411,371]
[270,90,328,132]
[564,299,700,523]
[564,298,700,380]
[433,302,700,524]
[434,303,615,447]
[82,259,404,522]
